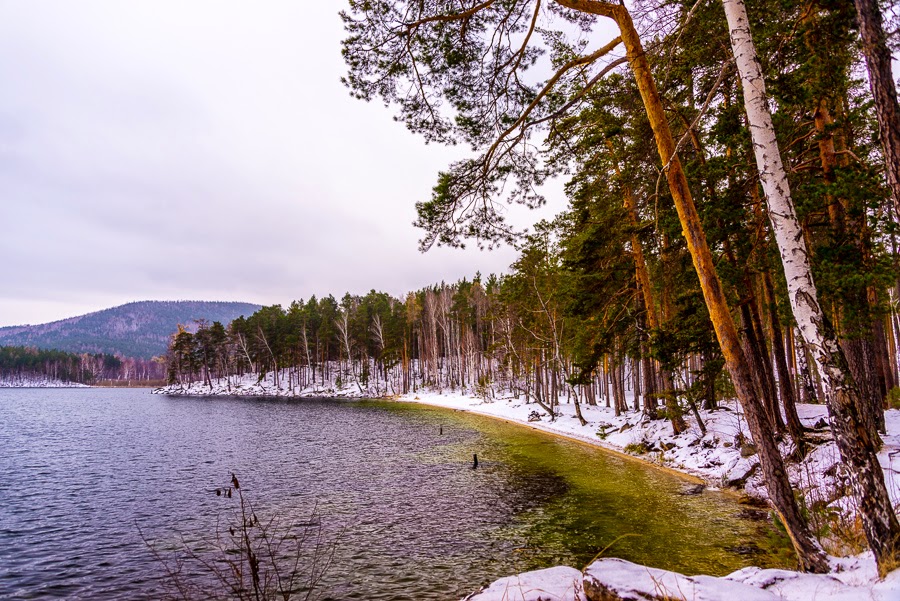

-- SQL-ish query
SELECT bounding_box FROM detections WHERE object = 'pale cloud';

[0,1,566,327]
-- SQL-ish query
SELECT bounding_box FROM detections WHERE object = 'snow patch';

[469,556,898,601]
[464,566,585,601]
[0,376,89,388]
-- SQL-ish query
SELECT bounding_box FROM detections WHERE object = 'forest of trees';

[336,0,900,574]
[0,346,163,385]
[166,256,899,439]
[167,0,900,576]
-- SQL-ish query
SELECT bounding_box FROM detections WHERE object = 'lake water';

[0,388,791,600]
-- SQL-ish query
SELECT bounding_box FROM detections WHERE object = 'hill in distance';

[0,301,262,359]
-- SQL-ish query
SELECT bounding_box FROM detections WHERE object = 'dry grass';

[143,473,340,601]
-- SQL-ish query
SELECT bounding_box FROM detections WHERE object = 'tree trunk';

[642,353,658,419]
[611,358,622,417]
[764,272,807,457]
[750,284,785,433]
[634,297,658,420]
[853,0,900,219]
[794,330,818,403]
[739,293,784,434]
[632,355,642,411]
[614,164,686,433]
[843,336,886,439]
[872,302,895,393]
[722,0,900,571]
[886,303,900,387]
[554,0,829,572]
[573,386,588,426]
[813,99,845,232]
[700,350,718,410]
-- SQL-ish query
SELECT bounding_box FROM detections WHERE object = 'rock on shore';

[465,555,899,601]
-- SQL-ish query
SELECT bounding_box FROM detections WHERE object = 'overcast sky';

[0,1,582,327]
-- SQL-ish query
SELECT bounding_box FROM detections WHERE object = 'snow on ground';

[157,376,900,599]
[0,376,88,387]
[462,566,586,601]
[466,555,900,601]
[155,372,382,399]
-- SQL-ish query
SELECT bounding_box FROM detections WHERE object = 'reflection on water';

[0,389,791,600]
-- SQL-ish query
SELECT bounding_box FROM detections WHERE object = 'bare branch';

[554,0,620,19]
[484,36,623,171]
[403,0,497,28]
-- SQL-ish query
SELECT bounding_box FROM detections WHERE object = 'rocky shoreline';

[465,555,899,601]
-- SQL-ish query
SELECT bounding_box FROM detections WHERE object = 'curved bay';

[0,389,791,600]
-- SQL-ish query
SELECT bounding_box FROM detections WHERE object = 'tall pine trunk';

[722,0,900,571]
[609,141,682,430]
[616,2,828,573]
[852,0,900,219]
[555,0,829,573]
[764,272,807,457]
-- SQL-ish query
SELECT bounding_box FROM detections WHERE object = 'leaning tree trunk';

[722,0,900,572]
[555,0,829,573]
[853,0,900,219]
[612,3,830,573]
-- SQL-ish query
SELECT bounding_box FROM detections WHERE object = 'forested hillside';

[0,301,260,359]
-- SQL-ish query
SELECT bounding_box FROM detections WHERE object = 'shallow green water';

[381,401,794,577]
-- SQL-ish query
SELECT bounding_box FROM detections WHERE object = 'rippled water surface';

[0,389,791,600]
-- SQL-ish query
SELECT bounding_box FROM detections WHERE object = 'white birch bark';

[722,0,899,567]
[300,323,313,386]
[722,0,824,360]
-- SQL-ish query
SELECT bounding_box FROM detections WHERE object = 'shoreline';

[155,381,900,599]
[386,390,900,508]
[388,393,710,487]
[387,392,900,600]
[0,382,90,388]
[155,380,900,508]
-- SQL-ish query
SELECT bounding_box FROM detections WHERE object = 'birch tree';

[721,0,900,570]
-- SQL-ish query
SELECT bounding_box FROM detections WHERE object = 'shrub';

[624,441,651,455]
[886,387,900,410]
[144,474,339,601]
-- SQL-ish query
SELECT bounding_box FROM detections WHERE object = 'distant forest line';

[0,345,165,385]
[164,255,900,435]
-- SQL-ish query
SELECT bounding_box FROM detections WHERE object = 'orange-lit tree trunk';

[607,139,686,432]
[555,0,828,573]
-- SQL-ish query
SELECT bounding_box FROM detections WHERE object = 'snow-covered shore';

[156,376,900,599]
[464,555,900,601]
[0,376,89,388]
